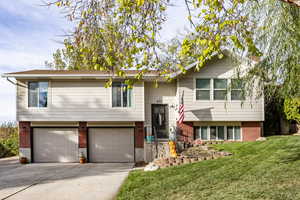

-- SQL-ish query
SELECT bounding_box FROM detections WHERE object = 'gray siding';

[178,57,264,121]
[17,80,144,121]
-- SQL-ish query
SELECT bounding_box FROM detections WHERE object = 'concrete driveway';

[0,157,133,200]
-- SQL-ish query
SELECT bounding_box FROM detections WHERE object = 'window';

[213,79,227,100]
[227,126,234,140]
[28,82,48,107]
[218,126,225,140]
[227,126,241,140]
[231,79,245,100]
[234,126,241,140]
[112,82,132,107]
[196,126,208,140]
[195,78,245,101]
[196,79,210,100]
[210,126,217,140]
[196,126,241,141]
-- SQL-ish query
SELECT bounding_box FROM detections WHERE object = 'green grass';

[117,136,300,200]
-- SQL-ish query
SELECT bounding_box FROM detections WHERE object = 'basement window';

[195,126,241,141]
[28,82,48,108]
[227,126,241,140]
[112,82,132,107]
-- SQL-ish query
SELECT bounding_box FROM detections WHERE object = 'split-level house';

[2,54,264,163]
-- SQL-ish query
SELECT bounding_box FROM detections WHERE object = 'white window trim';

[194,78,246,102]
[27,81,50,109]
[197,125,242,141]
[194,78,211,101]
[111,82,134,108]
[230,79,244,101]
[226,126,242,141]
[213,78,228,101]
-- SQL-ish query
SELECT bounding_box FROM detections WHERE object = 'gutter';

[1,73,160,79]
[4,77,26,88]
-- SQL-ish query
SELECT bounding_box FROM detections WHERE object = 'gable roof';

[2,50,260,80]
[170,50,260,78]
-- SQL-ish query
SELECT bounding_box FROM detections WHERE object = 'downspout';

[6,77,26,88]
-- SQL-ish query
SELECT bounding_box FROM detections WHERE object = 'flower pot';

[79,157,86,164]
[20,157,28,164]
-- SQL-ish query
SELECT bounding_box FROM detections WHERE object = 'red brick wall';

[135,122,144,148]
[19,122,31,148]
[178,122,194,143]
[242,122,262,141]
[79,122,87,148]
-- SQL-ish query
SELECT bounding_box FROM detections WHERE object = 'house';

[2,55,264,163]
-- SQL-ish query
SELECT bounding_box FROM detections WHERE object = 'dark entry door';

[152,104,169,139]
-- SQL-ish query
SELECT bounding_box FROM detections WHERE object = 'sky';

[0,0,189,123]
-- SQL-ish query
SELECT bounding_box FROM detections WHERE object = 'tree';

[280,0,300,7]
[46,0,299,99]
[46,0,170,87]
[241,0,300,101]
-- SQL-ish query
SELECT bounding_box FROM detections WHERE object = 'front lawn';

[117,136,300,200]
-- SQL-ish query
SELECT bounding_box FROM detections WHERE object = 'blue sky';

[0,0,189,123]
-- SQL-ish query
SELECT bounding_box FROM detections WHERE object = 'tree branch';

[280,0,300,7]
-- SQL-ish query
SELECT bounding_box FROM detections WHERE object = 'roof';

[2,50,260,79]
[2,69,161,79]
[5,69,159,75]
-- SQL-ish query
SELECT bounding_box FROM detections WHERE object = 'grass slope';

[117,136,300,200]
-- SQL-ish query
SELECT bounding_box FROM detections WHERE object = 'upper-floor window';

[213,79,227,100]
[231,79,245,100]
[112,82,132,107]
[195,78,245,101]
[196,79,210,100]
[28,82,48,108]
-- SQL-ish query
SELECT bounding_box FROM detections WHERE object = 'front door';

[152,104,169,139]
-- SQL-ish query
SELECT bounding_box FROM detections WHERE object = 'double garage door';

[33,128,134,163]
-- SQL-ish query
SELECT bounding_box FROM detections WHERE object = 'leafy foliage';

[46,0,171,87]
[242,0,300,100]
[284,98,300,122]
[0,122,19,158]
[46,0,299,98]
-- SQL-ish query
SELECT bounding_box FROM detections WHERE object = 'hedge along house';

[2,54,264,163]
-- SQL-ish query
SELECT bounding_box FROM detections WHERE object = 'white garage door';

[33,128,78,163]
[89,128,134,163]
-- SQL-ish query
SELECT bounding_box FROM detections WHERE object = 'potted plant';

[79,152,86,164]
[20,157,28,164]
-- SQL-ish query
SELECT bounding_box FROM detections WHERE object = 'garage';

[33,128,79,163]
[88,128,134,163]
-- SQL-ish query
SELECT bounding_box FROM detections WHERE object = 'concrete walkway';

[0,157,133,200]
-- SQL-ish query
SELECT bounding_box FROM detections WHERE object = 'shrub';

[0,122,19,158]
[284,98,300,123]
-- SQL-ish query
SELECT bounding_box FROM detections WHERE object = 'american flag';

[178,91,184,124]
